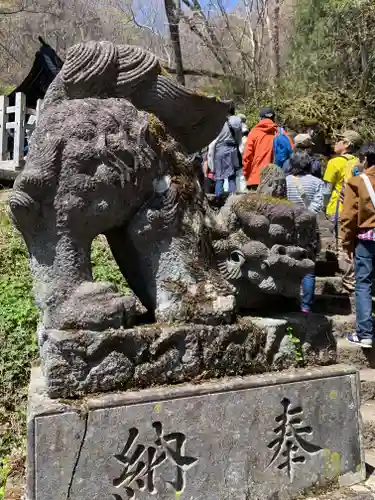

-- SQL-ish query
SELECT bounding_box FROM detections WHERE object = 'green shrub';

[0,83,15,96]
[0,201,129,497]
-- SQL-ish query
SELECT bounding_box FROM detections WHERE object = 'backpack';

[227,120,243,169]
[273,127,293,168]
[336,154,359,202]
[343,154,359,182]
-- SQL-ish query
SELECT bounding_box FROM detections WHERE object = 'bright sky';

[130,0,241,34]
[202,0,239,10]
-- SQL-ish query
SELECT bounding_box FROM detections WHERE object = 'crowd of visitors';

[199,105,375,349]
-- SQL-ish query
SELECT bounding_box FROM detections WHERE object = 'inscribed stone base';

[27,364,364,500]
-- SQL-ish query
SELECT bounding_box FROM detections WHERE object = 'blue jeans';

[355,240,375,339]
[215,174,236,197]
[301,273,315,312]
[301,238,319,312]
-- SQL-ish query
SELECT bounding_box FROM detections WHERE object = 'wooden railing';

[0,92,41,180]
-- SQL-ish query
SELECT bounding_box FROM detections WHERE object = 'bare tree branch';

[179,1,234,73]
[127,6,162,37]
[161,61,224,78]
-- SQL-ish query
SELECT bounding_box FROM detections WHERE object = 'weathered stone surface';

[40,321,266,398]
[40,314,337,398]
[252,313,336,367]
[8,41,240,330]
[257,164,287,198]
[330,314,356,338]
[123,178,237,324]
[360,370,375,402]
[361,403,375,450]
[28,364,365,500]
[315,277,349,296]
[306,490,375,500]
[315,213,339,276]
[314,294,356,315]
[125,182,317,322]
[207,194,317,309]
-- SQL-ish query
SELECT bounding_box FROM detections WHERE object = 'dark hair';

[345,143,355,155]
[259,107,275,120]
[359,143,375,168]
[295,143,312,151]
[229,104,236,115]
[288,151,312,176]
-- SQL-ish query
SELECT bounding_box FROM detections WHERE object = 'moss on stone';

[232,194,295,224]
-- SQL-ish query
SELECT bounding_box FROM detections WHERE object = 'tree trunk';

[164,0,185,86]
[181,0,233,74]
[272,0,281,87]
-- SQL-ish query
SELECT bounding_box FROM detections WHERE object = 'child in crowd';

[286,151,324,313]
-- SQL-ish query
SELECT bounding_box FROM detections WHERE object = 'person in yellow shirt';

[323,130,362,291]
[324,130,362,220]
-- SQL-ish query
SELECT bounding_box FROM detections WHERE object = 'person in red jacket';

[243,108,292,190]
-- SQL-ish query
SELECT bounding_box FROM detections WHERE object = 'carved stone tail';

[52,41,230,153]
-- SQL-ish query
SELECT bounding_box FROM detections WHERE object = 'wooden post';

[0,95,8,162]
[13,92,26,169]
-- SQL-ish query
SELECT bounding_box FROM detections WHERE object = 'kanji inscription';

[266,397,322,481]
[112,422,198,499]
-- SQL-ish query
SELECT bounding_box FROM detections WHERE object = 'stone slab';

[39,315,336,398]
[314,277,349,296]
[28,364,365,500]
[360,370,375,403]
[361,403,375,449]
[337,339,375,369]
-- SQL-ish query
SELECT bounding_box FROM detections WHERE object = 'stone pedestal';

[28,364,364,500]
[39,315,336,399]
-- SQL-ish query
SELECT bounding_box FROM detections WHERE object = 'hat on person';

[294,133,314,147]
[259,107,275,119]
[238,113,247,123]
[337,130,362,147]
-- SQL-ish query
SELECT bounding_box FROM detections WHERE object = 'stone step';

[315,276,375,296]
[337,338,375,369]
[249,311,354,340]
[314,294,375,316]
[361,402,375,449]
[314,293,355,315]
[361,369,375,403]
[315,276,349,296]
[329,313,355,338]
[326,314,375,339]
[315,259,339,277]
[365,448,375,483]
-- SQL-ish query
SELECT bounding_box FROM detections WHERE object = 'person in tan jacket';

[341,143,375,347]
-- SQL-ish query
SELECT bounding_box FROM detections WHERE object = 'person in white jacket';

[238,114,249,192]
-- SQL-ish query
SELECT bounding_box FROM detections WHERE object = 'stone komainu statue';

[9,41,316,335]
[9,41,235,332]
